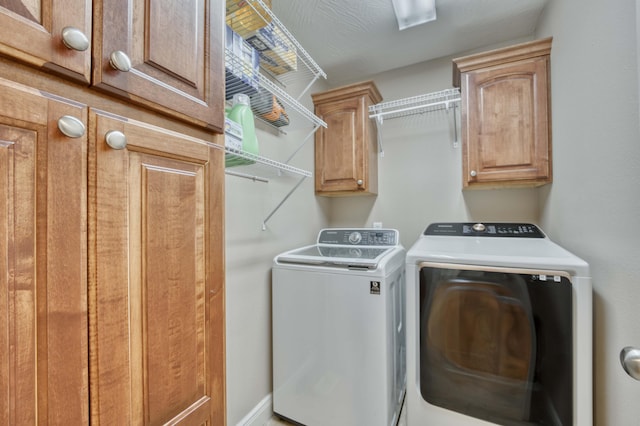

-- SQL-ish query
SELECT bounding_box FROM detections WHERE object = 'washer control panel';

[424,223,545,238]
[318,229,399,246]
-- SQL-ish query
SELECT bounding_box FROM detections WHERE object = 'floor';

[265,396,407,426]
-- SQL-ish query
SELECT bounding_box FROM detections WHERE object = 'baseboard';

[236,393,273,426]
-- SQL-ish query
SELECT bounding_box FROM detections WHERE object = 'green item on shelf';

[225,94,259,168]
[229,93,259,155]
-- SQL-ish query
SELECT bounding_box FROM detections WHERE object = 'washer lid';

[276,244,393,269]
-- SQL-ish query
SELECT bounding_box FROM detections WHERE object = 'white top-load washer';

[405,223,592,426]
[272,228,406,426]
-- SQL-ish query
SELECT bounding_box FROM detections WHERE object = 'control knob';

[472,223,486,232]
[348,231,362,244]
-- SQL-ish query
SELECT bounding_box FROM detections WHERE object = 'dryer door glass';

[419,266,572,426]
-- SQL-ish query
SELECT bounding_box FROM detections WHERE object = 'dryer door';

[419,265,573,426]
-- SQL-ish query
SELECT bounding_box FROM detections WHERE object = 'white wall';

[535,0,640,424]
[225,79,330,425]
[327,52,541,252]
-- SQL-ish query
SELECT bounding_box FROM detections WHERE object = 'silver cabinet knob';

[57,115,85,138]
[109,51,132,72]
[61,26,89,51]
[105,130,127,150]
[470,170,477,177]
[357,179,363,186]
[620,347,640,381]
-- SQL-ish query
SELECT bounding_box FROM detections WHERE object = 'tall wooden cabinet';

[0,0,226,424]
[312,81,382,196]
[454,38,552,189]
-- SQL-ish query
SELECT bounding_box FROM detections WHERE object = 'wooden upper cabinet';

[0,0,92,82]
[93,0,225,131]
[0,0,225,129]
[0,77,88,424]
[89,110,225,425]
[453,38,552,189]
[312,81,382,196]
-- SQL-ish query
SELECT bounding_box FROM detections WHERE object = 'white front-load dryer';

[405,223,592,426]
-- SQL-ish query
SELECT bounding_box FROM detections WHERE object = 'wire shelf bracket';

[223,146,312,230]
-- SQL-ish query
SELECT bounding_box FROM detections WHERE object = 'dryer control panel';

[424,222,545,238]
[318,229,399,246]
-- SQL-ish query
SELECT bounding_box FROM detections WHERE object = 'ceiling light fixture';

[391,0,437,31]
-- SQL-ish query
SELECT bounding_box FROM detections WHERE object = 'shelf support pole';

[297,73,321,101]
[449,102,460,148]
[262,176,307,230]
[284,124,320,164]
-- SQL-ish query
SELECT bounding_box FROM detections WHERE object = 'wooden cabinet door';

[315,96,367,194]
[0,0,91,82]
[313,81,381,196]
[462,56,551,188]
[89,110,225,425]
[0,78,88,424]
[93,0,225,131]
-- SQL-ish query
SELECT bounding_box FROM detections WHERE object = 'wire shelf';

[226,0,326,101]
[223,147,312,179]
[225,0,327,132]
[239,0,326,95]
[225,48,326,133]
[369,88,461,122]
[224,0,324,229]
[257,74,326,128]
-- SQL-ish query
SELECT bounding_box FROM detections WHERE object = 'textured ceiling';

[273,0,548,84]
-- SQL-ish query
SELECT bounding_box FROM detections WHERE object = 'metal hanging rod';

[225,170,269,183]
